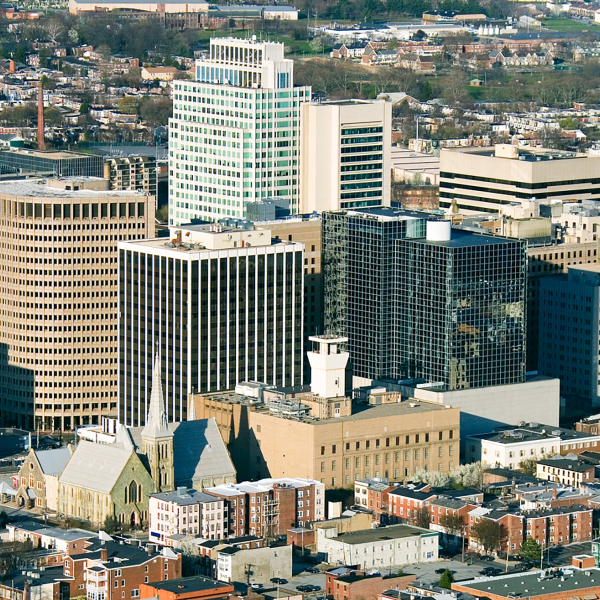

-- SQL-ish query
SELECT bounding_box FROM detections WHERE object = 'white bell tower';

[307,336,349,399]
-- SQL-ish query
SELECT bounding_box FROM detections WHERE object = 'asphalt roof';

[145,576,232,594]
[537,458,594,473]
[150,488,221,506]
[334,524,433,544]
[458,567,600,597]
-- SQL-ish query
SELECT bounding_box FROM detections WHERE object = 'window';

[320,462,325,472]
[321,446,325,455]
[332,445,336,454]
[131,592,140,598]
[164,563,168,571]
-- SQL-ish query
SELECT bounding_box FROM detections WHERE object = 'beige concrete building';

[440,144,600,214]
[190,388,460,489]
[0,177,155,431]
[255,216,322,381]
[300,100,391,214]
[141,67,179,82]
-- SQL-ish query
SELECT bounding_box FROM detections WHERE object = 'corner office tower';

[169,37,311,225]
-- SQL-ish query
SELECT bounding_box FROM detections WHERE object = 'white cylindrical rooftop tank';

[426,220,451,241]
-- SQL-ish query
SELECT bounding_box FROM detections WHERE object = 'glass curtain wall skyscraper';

[323,209,527,390]
[169,37,311,225]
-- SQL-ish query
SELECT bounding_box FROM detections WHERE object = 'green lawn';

[542,17,600,31]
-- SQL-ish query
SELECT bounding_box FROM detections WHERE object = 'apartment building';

[149,488,225,545]
[467,504,593,553]
[537,456,595,486]
[299,100,391,213]
[139,576,234,600]
[63,538,182,600]
[353,477,395,523]
[0,177,155,431]
[105,156,157,197]
[119,223,303,426]
[216,544,292,585]
[206,477,325,538]
[440,144,600,214]
[169,37,311,225]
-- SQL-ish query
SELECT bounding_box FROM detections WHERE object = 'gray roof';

[334,524,434,545]
[130,418,235,486]
[458,567,600,596]
[59,441,133,493]
[35,447,72,476]
[150,488,221,506]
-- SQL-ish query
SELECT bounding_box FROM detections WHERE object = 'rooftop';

[537,457,594,473]
[150,488,221,506]
[455,566,600,598]
[143,576,232,594]
[0,178,143,198]
[0,148,93,160]
[469,422,599,444]
[334,524,434,545]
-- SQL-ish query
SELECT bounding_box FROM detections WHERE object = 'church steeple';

[142,351,172,439]
[142,351,174,492]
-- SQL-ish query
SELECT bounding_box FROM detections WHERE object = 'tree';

[0,510,8,529]
[520,537,542,560]
[118,96,140,116]
[518,457,539,475]
[439,569,455,589]
[411,505,431,529]
[471,518,502,554]
[559,117,580,130]
[439,513,463,538]
[103,515,118,534]
[44,18,65,44]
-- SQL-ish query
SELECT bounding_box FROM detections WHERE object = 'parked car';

[308,586,321,592]
[465,552,481,560]
[436,568,455,575]
[305,567,320,573]
[270,578,287,585]
[297,586,313,593]
[481,555,495,562]
[250,584,264,590]
[515,563,531,572]
[480,567,502,576]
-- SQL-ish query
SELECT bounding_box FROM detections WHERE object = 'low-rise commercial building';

[452,561,600,600]
[216,544,292,585]
[328,574,417,600]
[317,524,439,569]
[465,422,600,468]
[139,576,234,600]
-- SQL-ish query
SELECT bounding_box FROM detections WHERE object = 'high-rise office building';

[539,265,600,407]
[0,177,155,431]
[300,99,392,213]
[169,37,311,226]
[323,209,527,390]
[119,224,303,427]
[440,144,600,214]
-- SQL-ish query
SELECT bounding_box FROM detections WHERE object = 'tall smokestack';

[37,81,46,152]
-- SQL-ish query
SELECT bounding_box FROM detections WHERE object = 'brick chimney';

[9,60,15,74]
[37,81,45,151]
[23,581,30,600]
[100,548,108,562]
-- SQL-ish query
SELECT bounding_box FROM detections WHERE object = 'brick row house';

[206,477,325,539]
[63,536,182,600]
[467,504,593,553]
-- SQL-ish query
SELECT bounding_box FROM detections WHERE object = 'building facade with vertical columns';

[119,224,303,426]
[0,177,155,431]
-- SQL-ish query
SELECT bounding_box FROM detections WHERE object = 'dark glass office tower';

[322,208,428,381]
[119,226,304,426]
[323,209,527,390]
[394,231,527,390]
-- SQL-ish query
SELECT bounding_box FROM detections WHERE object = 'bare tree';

[439,513,463,538]
[44,18,64,44]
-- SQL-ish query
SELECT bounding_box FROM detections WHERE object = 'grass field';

[542,17,600,31]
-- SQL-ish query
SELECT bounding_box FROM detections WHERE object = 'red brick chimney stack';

[37,80,46,151]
